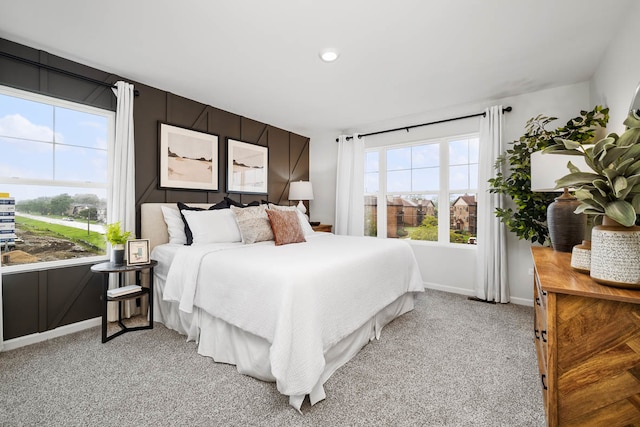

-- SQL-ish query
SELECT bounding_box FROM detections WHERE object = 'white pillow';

[268,204,315,236]
[161,206,187,245]
[181,209,242,244]
[230,204,274,244]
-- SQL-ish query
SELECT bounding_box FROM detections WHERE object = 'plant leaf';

[555,172,603,189]
[613,176,628,198]
[624,112,640,129]
[567,161,583,174]
[576,198,606,211]
[633,194,640,212]
[600,147,628,169]
[603,167,620,185]
[561,138,583,150]
[574,204,603,215]
[625,159,640,176]
[594,179,610,197]
[575,189,608,209]
[619,174,640,199]
[616,128,640,147]
[618,157,637,175]
[592,136,616,159]
[620,142,640,162]
[604,200,637,227]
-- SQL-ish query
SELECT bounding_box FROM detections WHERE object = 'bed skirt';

[153,276,418,410]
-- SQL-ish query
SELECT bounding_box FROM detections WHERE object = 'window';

[0,86,114,267]
[364,133,479,245]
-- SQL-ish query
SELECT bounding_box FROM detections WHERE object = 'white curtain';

[476,106,509,303]
[335,134,365,236]
[107,81,137,320]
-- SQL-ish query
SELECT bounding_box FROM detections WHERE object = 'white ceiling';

[0,0,633,137]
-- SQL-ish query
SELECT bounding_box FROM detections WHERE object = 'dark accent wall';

[0,38,309,340]
[133,89,310,235]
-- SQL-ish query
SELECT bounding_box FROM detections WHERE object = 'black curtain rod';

[336,106,512,142]
[0,51,139,96]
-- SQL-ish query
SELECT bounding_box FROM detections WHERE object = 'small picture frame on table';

[127,239,150,266]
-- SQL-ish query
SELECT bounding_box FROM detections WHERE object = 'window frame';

[0,85,115,272]
[364,131,479,247]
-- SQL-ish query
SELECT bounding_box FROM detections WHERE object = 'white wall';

[309,81,592,305]
[590,2,640,133]
[307,130,339,225]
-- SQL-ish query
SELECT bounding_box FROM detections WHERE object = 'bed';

[141,202,424,411]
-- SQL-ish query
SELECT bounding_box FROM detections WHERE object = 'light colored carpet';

[0,289,544,426]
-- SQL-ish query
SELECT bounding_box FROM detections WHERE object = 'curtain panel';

[476,106,509,303]
[335,134,365,236]
[107,81,137,320]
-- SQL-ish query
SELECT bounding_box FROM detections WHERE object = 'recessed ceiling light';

[319,48,339,63]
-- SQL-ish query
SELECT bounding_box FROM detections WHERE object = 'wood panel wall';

[0,37,309,340]
[132,88,310,235]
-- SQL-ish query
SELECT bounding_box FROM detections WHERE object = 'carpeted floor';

[0,289,545,426]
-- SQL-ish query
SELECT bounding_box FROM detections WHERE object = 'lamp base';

[548,189,586,252]
[296,200,307,215]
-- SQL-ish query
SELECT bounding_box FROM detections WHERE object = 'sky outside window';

[386,143,439,192]
[0,89,109,201]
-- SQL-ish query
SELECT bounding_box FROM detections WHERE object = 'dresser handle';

[535,329,540,340]
[541,330,547,343]
[541,374,548,390]
[541,290,547,296]
[536,297,541,306]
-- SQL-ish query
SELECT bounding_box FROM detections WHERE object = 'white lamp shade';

[530,151,590,192]
[288,181,314,201]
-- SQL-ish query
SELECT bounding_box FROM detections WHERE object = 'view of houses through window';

[0,86,113,266]
[364,134,479,244]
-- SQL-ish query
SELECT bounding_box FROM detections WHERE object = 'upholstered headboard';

[141,203,212,252]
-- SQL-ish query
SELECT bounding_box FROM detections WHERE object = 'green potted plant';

[488,106,609,245]
[105,221,131,265]
[544,111,640,287]
[547,112,640,226]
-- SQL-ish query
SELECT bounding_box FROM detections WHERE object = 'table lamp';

[288,181,314,217]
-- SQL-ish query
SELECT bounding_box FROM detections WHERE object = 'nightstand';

[312,224,332,233]
[90,260,157,343]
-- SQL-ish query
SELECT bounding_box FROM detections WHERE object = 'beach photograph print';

[227,139,268,194]
[159,123,218,191]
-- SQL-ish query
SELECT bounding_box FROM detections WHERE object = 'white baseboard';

[509,296,534,307]
[2,317,101,351]
[424,281,475,297]
[423,282,533,306]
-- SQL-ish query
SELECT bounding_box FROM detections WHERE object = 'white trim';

[509,296,534,307]
[408,240,477,250]
[0,85,113,118]
[2,317,101,351]
[424,281,475,297]
[1,255,108,275]
[424,282,533,306]
[0,177,107,188]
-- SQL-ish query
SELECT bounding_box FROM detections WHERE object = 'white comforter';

[163,233,423,402]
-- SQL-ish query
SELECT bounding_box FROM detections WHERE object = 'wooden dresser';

[532,246,640,426]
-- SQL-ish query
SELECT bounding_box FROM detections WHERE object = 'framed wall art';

[227,139,268,194]
[126,239,150,265]
[159,123,219,191]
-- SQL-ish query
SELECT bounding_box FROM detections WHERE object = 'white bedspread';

[163,233,424,402]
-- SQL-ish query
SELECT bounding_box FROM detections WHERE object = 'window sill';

[406,239,478,249]
[0,254,109,275]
